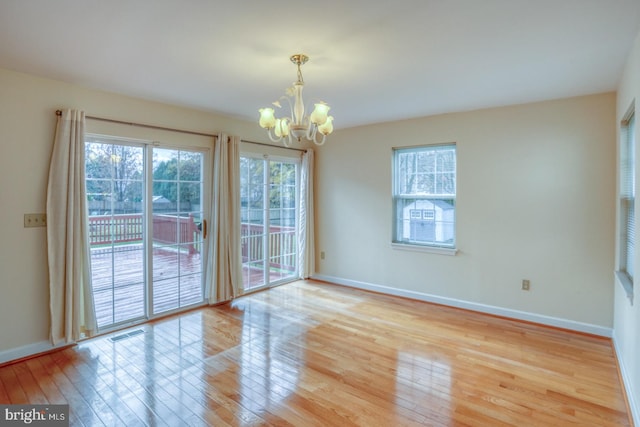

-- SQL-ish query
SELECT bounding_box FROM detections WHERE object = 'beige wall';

[0,68,268,358]
[614,29,640,425]
[315,93,616,331]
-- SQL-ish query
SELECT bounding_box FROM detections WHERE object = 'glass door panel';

[241,156,299,291]
[86,140,146,329]
[268,161,298,283]
[241,157,267,289]
[151,148,205,315]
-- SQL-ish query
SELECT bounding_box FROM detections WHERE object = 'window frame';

[392,143,457,255]
[617,107,635,303]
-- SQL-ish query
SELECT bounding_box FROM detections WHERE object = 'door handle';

[202,219,207,239]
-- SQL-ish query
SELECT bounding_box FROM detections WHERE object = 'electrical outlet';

[320,251,325,260]
[24,213,47,228]
[522,279,530,291]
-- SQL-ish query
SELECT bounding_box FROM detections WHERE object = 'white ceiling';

[1,0,639,130]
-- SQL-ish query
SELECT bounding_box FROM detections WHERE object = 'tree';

[85,142,143,202]
[240,157,297,227]
[269,161,296,209]
[240,157,265,209]
[152,151,202,205]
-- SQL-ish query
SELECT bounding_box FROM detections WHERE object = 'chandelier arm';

[266,127,283,143]
[305,122,316,140]
[282,133,294,147]
[312,131,327,146]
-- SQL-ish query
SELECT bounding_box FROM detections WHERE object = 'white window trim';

[391,242,458,256]
[617,106,635,304]
[392,143,457,252]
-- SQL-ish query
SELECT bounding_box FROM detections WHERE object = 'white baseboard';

[613,335,640,426]
[311,274,612,337]
[0,340,65,365]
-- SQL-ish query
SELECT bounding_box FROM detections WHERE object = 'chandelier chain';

[297,64,304,84]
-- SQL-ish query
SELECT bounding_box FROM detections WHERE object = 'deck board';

[90,244,203,328]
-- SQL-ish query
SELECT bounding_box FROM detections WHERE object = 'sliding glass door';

[85,136,207,330]
[240,155,299,291]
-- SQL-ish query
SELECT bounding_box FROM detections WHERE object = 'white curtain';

[205,134,243,303]
[46,109,96,345]
[298,149,315,278]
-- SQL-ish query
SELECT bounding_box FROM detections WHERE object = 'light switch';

[24,213,47,228]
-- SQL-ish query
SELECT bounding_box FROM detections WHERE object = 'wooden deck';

[0,280,631,426]
[90,244,203,329]
[91,245,295,329]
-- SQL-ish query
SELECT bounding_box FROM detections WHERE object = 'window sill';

[391,242,458,256]
[615,270,634,305]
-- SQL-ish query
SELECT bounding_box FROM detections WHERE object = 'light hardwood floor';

[0,280,631,426]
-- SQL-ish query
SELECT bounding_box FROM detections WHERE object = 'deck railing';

[89,214,141,245]
[152,214,200,254]
[88,215,296,271]
[89,213,201,254]
[240,223,296,272]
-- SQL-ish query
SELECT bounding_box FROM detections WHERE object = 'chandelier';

[258,54,334,147]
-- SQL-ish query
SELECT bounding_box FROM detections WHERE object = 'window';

[422,210,435,221]
[393,143,456,250]
[618,110,635,299]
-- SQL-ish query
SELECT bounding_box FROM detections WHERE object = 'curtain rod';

[56,109,216,138]
[55,110,307,152]
[241,139,306,153]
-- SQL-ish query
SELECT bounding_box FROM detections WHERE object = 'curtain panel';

[298,149,315,278]
[46,109,96,345]
[205,134,243,303]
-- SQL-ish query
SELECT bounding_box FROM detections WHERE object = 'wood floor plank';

[87,334,210,426]
[24,358,66,404]
[11,362,47,404]
[0,376,10,403]
[0,363,28,404]
[38,353,107,426]
[0,280,631,426]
